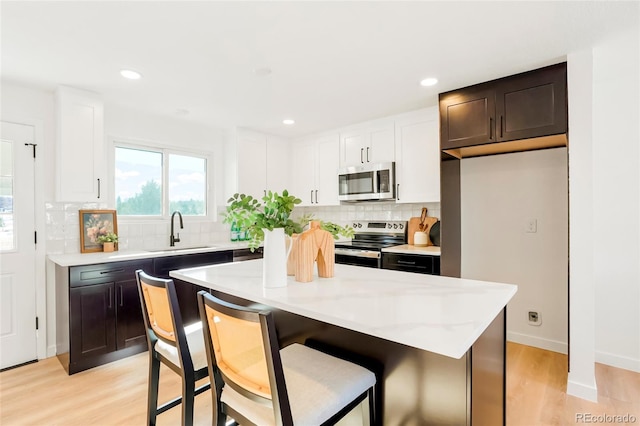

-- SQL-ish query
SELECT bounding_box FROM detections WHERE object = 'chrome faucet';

[170,211,183,247]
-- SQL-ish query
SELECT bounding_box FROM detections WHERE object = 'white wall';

[567,48,598,401]
[591,27,640,372]
[460,148,568,353]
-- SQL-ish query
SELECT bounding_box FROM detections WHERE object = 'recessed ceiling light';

[420,77,438,87]
[282,119,295,125]
[120,69,142,80]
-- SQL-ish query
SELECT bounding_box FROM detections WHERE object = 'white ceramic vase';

[262,228,292,288]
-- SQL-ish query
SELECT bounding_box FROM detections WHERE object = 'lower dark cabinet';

[57,250,234,374]
[60,259,153,374]
[70,282,117,360]
[382,253,441,275]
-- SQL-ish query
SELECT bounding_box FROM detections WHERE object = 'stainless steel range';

[335,220,407,268]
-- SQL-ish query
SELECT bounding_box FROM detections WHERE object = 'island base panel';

[211,291,505,425]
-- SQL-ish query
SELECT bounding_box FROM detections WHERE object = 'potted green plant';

[222,190,354,250]
[97,232,118,253]
[222,190,353,287]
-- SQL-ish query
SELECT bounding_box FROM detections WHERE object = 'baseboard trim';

[567,375,598,402]
[46,344,57,359]
[596,350,640,373]
[507,331,568,354]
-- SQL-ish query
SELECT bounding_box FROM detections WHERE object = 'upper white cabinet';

[226,128,291,201]
[55,86,105,202]
[339,118,395,167]
[394,107,440,203]
[291,134,340,207]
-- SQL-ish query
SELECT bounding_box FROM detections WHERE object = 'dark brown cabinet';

[69,282,117,361]
[382,253,441,275]
[60,259,152,374]
[440,62,567,152]
[56,250,236,374]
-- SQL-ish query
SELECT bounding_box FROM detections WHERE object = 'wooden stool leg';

[147,355,161,426]
[181,376,195,426]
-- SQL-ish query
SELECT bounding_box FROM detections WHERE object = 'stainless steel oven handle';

[335,248,381,259]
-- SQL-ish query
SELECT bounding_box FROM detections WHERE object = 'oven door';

[335,248,381,268]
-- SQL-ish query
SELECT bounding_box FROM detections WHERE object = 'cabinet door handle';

[310,190,314,204]
[315,190,318,204]
[396,184,400,200]
[119,285,124,307]
[500,115,503,138]
[397,260,417,265]
[489,118,493,140]
[97,178,101,199]
[100,269,125,275]
[360,148,364,163]
[108,287,113,309]
[366,147,370,162]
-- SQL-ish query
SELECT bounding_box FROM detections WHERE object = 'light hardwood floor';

[1,342,638,425]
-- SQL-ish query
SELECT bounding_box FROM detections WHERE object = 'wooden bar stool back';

[197,290,378,426]
[135,270,210,426]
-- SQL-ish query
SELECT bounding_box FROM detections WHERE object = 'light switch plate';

[526,218,537,233]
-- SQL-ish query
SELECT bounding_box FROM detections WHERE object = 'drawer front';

[382,253,440,275]
[70,259,153,287]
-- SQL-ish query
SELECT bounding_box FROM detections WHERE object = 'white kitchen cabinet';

[339,119,395,167]
[55,86,105,202]
[394,107,440,203]
[291,134,339,206]
[226,128,291,201]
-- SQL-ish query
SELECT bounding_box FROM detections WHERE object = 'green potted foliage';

[222,190,354,251]
[97,232,118,252]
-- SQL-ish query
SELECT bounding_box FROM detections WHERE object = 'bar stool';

[197,290,378,426]
[135,270,211,426]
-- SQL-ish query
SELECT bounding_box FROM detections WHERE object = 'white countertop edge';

[47,242,255,267]
[170,261,516,359]
[382,245,441,256]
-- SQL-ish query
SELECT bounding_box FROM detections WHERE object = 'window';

[115,145,208,217]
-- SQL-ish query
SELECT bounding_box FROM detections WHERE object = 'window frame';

[110,137,214,222]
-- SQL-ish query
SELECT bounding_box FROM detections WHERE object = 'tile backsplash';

[45,202,230,255]
[45,202,440,254]
[293,202,440,230]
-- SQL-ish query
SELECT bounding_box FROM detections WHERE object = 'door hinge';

[24,143,37,158]
[36,317,39,330]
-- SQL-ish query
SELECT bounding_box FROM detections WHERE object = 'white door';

[0,121,37,369]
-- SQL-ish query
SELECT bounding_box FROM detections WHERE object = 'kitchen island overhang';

[170,260,516,425]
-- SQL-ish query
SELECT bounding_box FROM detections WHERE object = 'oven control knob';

[393,224,398,229]
[357,223,362,228]
[353,223,358,228]
[387,224,392,229]
[399,224,404,229]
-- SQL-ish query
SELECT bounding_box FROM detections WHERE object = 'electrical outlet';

[528,311,541,326]
[526,218,537,233]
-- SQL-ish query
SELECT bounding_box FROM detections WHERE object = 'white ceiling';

[2,1,638,138]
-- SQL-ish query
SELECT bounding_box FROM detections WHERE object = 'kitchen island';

[171,260,516,425]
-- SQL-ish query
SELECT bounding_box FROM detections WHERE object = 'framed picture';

[79,209,118,253]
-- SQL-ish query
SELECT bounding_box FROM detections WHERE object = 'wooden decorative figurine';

[290,221,335,283]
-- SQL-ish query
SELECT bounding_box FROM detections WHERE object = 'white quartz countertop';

[170,260,516,359]
[48,242,254,267]
[382,245,441,256]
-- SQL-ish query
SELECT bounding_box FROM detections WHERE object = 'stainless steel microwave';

[338,162,395,202]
